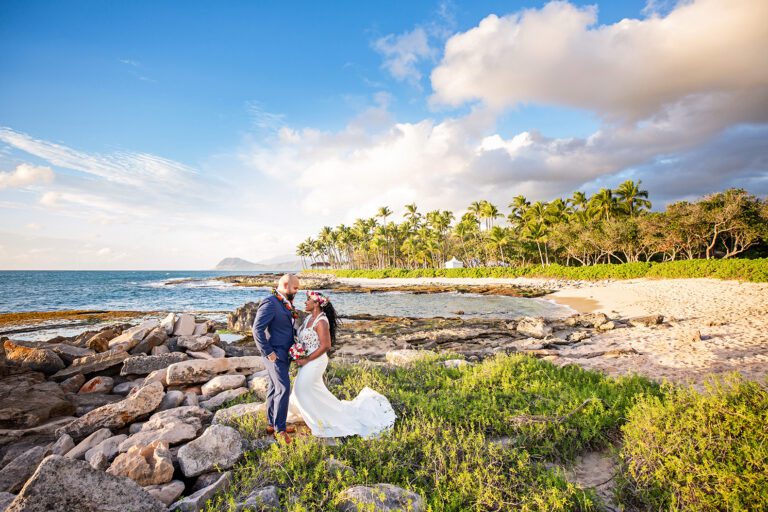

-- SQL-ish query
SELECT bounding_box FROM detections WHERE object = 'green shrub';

[617,374,768,511]
[304,258,768,282]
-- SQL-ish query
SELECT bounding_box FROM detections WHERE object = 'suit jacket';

[252,294,295,359]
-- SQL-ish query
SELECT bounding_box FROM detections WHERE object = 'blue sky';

[0,0,766,269]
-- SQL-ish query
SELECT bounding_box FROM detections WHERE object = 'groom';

[252,273,300,443]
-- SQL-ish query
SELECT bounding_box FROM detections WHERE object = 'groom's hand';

[267,352,278,362]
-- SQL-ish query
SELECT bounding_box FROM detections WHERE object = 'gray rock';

[129,327,169,356]
[50,434,74,456]
[68,392,123,416]
[212,402,266,426]
[166,357,265,385]
[0,445,50,493]
[170,471,231,512]
[4,455,166,512]
[0,492,15,511]
[160,313,177,335]
[151,344,170,356]
[56,381,164,441]
[144,479,185,506]
[201,375,246,398]
[0,373,75,429]
[118,418,200,453]
[157,389,186,411]
[112,380,140,395]
[177,425,244,477]
[246,371,270,400]
[177,334,218,352]
[108,320,160,352]
[59,374,86,394]
[65,427,113,460]
[142,405,211,431]
[235,485,280,511]
[85,434,127,470]
[206,345,226,359]
[50,349,130,382]
[183,392,199,407]
[326,458,356,477]
[3,341,64,375]
[172,314,196,337]
[143,368,167,387]
[336,484,424,512]
[199,387,248,411]
[121,352,189,376]
[516,317,552,339]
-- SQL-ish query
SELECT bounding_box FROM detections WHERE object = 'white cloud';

[374,27,435,85]
[245,101,286,131]
[431,0,768,121]
[0,163,54,190]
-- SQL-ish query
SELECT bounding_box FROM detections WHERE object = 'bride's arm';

[297,321,331,365]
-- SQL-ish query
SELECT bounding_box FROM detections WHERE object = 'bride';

[287,290,396,438]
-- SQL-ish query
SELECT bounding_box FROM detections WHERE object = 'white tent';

[444,257,464,269]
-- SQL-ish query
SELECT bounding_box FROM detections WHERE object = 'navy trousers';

[263,354,291,431]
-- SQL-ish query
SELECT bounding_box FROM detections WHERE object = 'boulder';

[56,381,164,441]
[78,376,114,394]
[157,390,186,411]
[68,392,123,416]
[4,455,166,512]
[0,445,50,493]
[212,402,266,426]
[0,492,15,511]
[516,317,552,339]
[172,314,196,337]
[50,350,130,382]
[0,373,74,429]
[227,302,259,333]
[199,388,248,411]
[50,434,74,456]
[3,341,64,375]
[108,320,160,352]
[576,313,609,328]
[143,368,167,387]
[59,374,86,393]
[85,328,120,353]
[629,315,664,327]
[118,418,200,453]
[385,350,436,366]
[336,484,424,512]
[65,428,113,460]
[160,313,176,335]
[46,344,95,365]
[169,471,231,512]
[85,434,127,470]
[151,345,170,356]
[206,345,226,359]
[246,371,269,400]
[597,321,616,331]
[186,351,214,360]
[129,327,169,356]
[141,405,212,431]
[201,375,246,398]
[177,334,218,352]
[234,485,280,511]
[326,458,356,478]
[166,356,265,385]
[107,440,174,486]
[144,479,185,506]
[177,424,244,477]
[112,380,140,395]
[121,352,189,376]
[183,392,199,407]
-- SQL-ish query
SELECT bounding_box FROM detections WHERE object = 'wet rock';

[65,428,113,460]
[50,349,130,382]
[212,402,266,426]
[166,356,265,385]
[199,388,248,411]
[121,352,189,376]
[516,317,552,339]
[107,440,174,486]
[177,424,243,477]
[108,320,160,352]
[5,455,166,512]
[234,485,280,511]
[0,445,50,493]
[144,479,185,506]
[177,334,219,352]
[0,373,74,429]
[170,471,231,512]
[78,376,114,394]
[173,314,196,337]
[201,375,246,398]
[56,381,164,441]
[3,341,64,375]
[629,315,664,327]
[336,484,424,512]
[84,434,127,470]
[59,374,85,394]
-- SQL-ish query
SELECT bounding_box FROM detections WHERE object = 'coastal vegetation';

[297,186,768,270]
[207,354,766,511]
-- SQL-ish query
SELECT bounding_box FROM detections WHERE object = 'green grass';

[303,258,768,282]
[205,354,661,511]
[617,374,768,511]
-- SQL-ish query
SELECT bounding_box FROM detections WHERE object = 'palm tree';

[488,226,510,264]
[479,201,501,230]
[589,188,619,221]
[615,179,651,216]
[404,203,421,228]
[569,191,588,211]
[523,221,549,265]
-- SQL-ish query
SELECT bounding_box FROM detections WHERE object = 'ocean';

[0,270,570,319]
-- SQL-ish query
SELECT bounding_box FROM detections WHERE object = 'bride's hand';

[296,358,307,366]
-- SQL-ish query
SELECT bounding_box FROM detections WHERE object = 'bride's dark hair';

[321,301,341,343]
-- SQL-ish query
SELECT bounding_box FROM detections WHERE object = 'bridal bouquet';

[289,341,307,360]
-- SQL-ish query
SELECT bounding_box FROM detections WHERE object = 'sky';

[0,0,766,270]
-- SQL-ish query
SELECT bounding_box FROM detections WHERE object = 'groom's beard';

[286,293,296,302]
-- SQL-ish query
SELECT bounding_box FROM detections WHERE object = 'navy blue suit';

[252,294,296,431]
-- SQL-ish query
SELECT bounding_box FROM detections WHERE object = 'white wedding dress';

[287,313,396,438]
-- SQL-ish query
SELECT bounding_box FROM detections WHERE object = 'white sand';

[340,276,768,386]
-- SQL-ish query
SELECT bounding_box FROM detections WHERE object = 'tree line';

[296,182,768,269]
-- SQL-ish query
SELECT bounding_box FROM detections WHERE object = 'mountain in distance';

[213,256,303,271]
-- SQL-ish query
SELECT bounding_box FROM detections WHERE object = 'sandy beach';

[339,276,768,386]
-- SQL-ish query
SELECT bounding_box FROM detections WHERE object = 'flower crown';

[307,290,330,308]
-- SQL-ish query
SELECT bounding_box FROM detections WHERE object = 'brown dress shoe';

[266,425,295,435]
[274,431,293,444]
